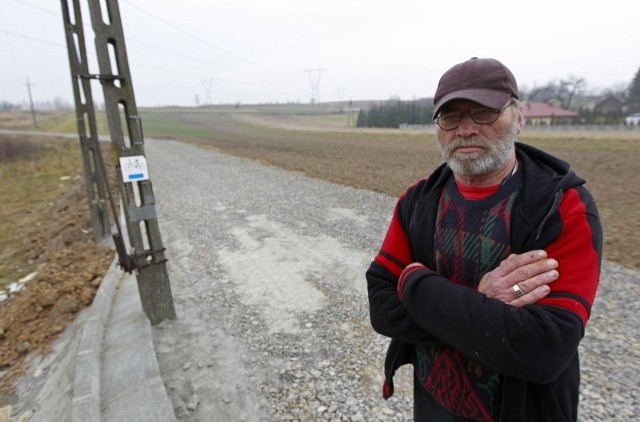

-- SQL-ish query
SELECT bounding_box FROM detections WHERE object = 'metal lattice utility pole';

[60,1,111,242]
[24,78,38,129]
[202,78,213,105]
[304,68,325,105]
[60,0,176,325]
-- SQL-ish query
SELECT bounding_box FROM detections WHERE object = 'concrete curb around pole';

[71,257,122,422]
[69,253,176,422]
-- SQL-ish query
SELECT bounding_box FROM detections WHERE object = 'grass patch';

[0,135,83,288]
[139,110,213,139]
[0,110,109,135]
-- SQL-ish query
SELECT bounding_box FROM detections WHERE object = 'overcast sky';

[1,0,638,107]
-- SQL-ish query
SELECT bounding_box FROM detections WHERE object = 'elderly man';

[366,57,602,421]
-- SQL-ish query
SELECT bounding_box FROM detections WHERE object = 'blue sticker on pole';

[119,155,149,182]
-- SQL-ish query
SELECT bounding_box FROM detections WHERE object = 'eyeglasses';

[435,101,513,131]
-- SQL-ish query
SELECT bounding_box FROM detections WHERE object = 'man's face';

[436,100,520,177]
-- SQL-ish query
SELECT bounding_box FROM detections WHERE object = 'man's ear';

[515,108,525,135]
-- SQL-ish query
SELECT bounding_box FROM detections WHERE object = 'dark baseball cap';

[432,57,519,118]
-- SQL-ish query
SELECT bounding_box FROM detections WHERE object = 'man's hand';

[478,250,558,308]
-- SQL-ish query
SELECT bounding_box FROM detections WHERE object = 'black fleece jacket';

[366,142,603,421]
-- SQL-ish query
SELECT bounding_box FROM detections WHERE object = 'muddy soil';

[0,140,115,405]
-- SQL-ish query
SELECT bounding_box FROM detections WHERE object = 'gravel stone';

[146,139,639,421]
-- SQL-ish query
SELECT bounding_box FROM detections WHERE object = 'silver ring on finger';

[512,283,525,298]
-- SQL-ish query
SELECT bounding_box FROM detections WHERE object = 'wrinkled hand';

[478,250,558,308]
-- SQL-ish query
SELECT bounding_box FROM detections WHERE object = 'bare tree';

[521,76,586,109]
[556,76,586,109]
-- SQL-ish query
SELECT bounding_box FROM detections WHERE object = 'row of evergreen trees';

[576,108,625,125]
[356,99,633,128]
[356,100,434,128]
[357,65,640,128]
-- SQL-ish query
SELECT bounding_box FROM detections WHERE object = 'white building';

[624,113,640,125]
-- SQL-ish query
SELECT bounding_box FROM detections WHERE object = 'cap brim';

[433,89,512,119]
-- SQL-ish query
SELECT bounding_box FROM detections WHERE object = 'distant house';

[523,102,578,126]
[593,95,623,114]
[580,95,624,113]
[624,113,640,126]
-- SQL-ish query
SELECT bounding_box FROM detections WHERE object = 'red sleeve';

[373,197,413,278]
[539,188,601,326]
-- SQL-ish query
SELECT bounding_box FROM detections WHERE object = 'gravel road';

[145,138,639,421]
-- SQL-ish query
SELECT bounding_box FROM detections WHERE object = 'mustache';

[442,137,489,155]
[450,137,487,148]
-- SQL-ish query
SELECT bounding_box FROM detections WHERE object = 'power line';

[121,0,288,79]
[4,1,293,84]
[9,0,58,16]
[126,37,267,78]
[0,28,64,48]
[128,60,256,85]
[3,1,307,104]
[7,0,279,80]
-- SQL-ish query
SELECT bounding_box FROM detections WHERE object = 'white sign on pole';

[119,155,149,182]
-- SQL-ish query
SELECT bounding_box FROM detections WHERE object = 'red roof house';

[523,102,578,126]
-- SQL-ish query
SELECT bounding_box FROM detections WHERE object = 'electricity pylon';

[304,68,325,105]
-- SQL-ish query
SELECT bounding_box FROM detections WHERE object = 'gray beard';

[438,125,517,177]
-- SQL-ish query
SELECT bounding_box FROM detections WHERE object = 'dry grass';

[0,132,115,403]
[0,135,84,288]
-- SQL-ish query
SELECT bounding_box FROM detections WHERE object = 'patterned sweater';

[367,143,602,421]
